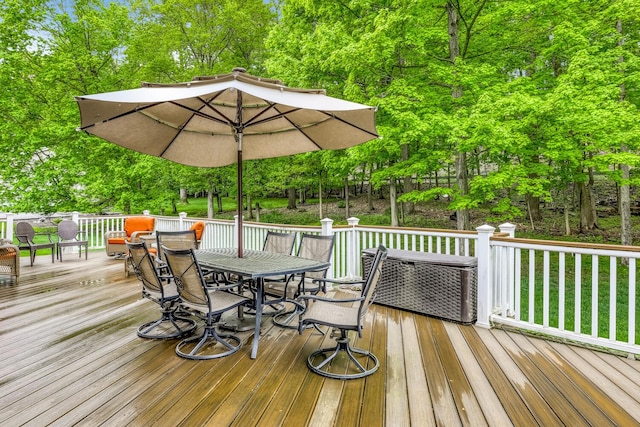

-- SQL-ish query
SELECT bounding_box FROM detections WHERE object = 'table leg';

[251,278,263,359]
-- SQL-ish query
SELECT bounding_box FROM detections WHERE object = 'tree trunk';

[180,188,188,204]
[207,191,214,219]
[367,166,374,211]
[216,192,222,213]
[246,193,253,219]
[390,178,398,227]
[455,151,470,230]
[344,178,350,218]
[287,187,296,209]
[578,171,598,232]
[617,18,632,249]
[447,2,470,231]
[318,179,323,219]
[527,194,542,222]
[402,144,414,214]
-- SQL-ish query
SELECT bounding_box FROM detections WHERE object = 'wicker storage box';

[362,248,478,324]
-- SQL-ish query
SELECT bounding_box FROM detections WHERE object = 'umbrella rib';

[77,102,162,130]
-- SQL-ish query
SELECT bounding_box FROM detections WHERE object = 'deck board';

[1,253,639,426]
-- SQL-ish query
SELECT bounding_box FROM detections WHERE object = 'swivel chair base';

[137,312,197,340]
[307,334,379,380]
[176,325,242,360]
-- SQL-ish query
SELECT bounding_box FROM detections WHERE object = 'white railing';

[487,228,640,356]
[2,212,640,355]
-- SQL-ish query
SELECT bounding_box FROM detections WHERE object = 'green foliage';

[1,0,640,246]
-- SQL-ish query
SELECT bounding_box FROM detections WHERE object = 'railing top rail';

[353,224,490,238]
[491,235,640,255]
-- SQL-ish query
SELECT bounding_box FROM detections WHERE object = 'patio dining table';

[195,248,331,359]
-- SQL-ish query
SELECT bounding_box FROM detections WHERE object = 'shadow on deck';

[1,252,639,426]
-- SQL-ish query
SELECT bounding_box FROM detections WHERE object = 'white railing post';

[347,217,360,279]
[499,223,516,237]
[6,213,13,241]
[321,218,334,279]
[476,224,495,328]
[72,212,80,223]
[498,223,516,316]
[320,218,333,236]
[179,212,187,229]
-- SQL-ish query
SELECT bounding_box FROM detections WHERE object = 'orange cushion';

[0,252,16,259]
[124,217,155,238]
[190,222,205,240]
[108,238,126,245]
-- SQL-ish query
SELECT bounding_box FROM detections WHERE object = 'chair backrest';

[359,245,388,320]
[262,231,296,255]
[127,241,164,296]
[156,230,198,262]
[189,222,206,244]
[124,216,155,238]
[297,234,335,280]
[15,222,35,243]
[162,246,209,309]
[57,220,79,241]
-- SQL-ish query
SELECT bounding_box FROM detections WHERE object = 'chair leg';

[137,309,197,340]
[307,331,379,380]
[175,323,242,360]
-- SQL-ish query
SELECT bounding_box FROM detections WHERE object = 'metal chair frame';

[127,241,197,340]
[163,246,251,360]
[297,245,387,380]
[15,222,55,267]
[56,220,88,262]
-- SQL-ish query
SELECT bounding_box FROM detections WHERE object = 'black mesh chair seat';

[297,245,387,380]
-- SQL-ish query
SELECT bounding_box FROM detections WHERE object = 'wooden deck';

[1,252,640,426]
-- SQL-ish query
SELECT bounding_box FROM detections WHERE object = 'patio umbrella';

[75,67,378,257]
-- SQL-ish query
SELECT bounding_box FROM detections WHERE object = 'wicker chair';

[269,234,335,329]
[127,241,197,339]
[297,245,387,380]
[163,246,252,360]
[0,239,20,283]
[57,220,89,262]
[15,222,56,267]
[104,216,155,257]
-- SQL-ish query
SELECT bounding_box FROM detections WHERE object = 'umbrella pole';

[237,133,243,258]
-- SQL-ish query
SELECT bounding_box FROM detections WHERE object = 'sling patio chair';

[127,241,197,339]
[268,233,335,329]
[163,245,252,360]
[15,221,56,267]
[297,245,387,380]
[56,220,89,262]
[242,230,297,316]
[0,239,20,283]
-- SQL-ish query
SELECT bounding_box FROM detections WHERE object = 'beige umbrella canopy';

[75,67,378,256]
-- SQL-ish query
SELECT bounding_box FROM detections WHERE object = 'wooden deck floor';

[1,252,640,426]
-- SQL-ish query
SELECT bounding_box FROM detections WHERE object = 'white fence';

[2,212,639,356]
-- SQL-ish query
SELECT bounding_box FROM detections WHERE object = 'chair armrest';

[104,230,126,240]
[34,232,54,243]
[297,294,364,305]
[129,230,153,242]
[0,241,19,252]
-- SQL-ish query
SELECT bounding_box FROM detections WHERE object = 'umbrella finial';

[232,67,246,74]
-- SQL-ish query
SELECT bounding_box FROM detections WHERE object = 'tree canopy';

[1,0,640,241]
